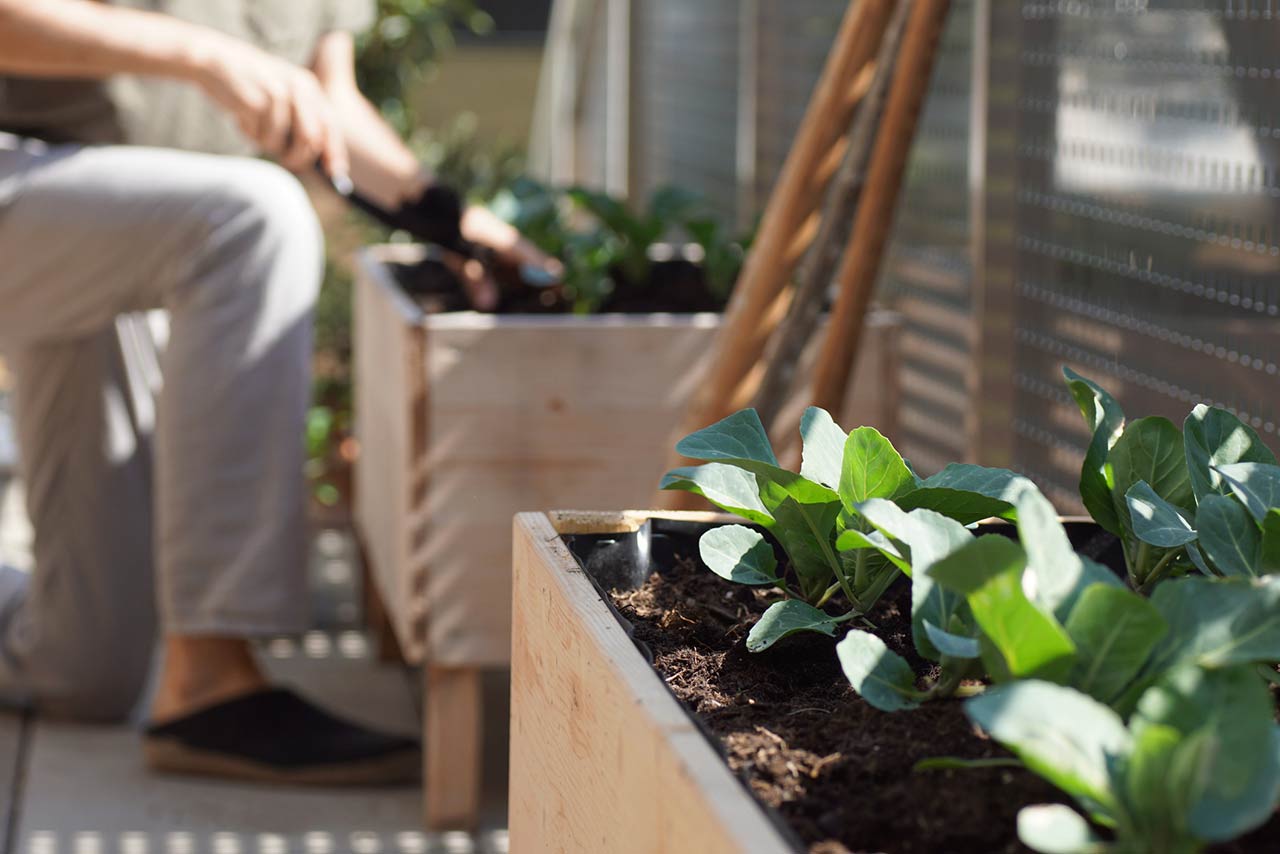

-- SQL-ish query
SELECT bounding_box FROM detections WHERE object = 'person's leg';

[0,325,157,721]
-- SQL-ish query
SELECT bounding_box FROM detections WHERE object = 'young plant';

[943,666,1280,854]
[662,407,1044,652]
[1063,368,1279,591]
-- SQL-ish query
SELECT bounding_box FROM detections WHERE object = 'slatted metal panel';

[630,1,740,218]
[1002,1,1280,507]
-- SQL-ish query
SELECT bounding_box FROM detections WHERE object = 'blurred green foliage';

[355,0,494,136]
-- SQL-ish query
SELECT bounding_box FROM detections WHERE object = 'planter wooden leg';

[424,665,483,831]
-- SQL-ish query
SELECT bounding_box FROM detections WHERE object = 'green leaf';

[1133,665,1280,842]
[1118,723,1195,846]
[1125,481,1197,547]
[857,501,976,660]
[965,681,1130,812]
[1016,805,1107,854]
[838,426,914,511]
[1195,494,1261,578]
[1015,487,1123,621]
[660,464,773,526]
[1215,462,1280,524]
[745,599,841,652]
[897,463,1035,524]
[835,527,907,571]
[799,407,847,490]
[922,620,981,659]
[1063,367,1126,535]
[676,408,778,465]
[1184,541,1215,576]
[1109,418,1194,539]
[835,630,921,712]
[764,490,843,598]
[926,536,1077,681]
[1146,576,1280,673]
[1184,405,1277,503]
[1261,509,1280,575]
[698,525,779,586]
[1065,585,1167,705]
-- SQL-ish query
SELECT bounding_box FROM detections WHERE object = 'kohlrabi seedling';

[933,666,1280,854]
[662,407,1039,652]
[1063,368,1280,592]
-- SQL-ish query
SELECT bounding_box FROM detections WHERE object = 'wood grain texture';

[509,512,793,854]
[355,245,902,671]
[424,667,483,831]
[811,0,953,414]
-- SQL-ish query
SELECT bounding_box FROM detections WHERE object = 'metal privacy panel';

[631,0,740,218]
[1003,2,1280,507]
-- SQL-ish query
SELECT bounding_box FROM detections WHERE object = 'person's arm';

[311,31,562,307]
[0,0,348,176]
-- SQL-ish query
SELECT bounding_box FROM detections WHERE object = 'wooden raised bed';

[353,244,901,829]
[511,510,794,853]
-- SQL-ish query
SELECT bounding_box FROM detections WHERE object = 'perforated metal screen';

[993,2,1280,507]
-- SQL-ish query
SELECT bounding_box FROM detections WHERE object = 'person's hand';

[459,205,564,310]
[191,34,349,178]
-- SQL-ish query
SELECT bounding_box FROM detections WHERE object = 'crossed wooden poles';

[662,0,951,503]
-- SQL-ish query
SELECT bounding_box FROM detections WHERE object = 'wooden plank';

[509,512,791,854]
[10,644,477,853]
[424,667,483,831]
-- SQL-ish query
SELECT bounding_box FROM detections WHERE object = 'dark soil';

[388,254,724,315]
[607,546,1280,854]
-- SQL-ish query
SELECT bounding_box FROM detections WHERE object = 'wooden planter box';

[511,510,794,853]
[352,244,900,828]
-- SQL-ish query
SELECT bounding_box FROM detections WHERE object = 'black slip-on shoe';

[143,687,420,786]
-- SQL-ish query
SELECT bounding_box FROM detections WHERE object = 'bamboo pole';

[661,0,894,506]
[752,0,913,431]
[810,0,951,417]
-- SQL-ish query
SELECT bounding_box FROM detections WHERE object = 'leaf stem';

[815,581,843,608]
[1137,548,1181,595]
[1132,540,1151,588]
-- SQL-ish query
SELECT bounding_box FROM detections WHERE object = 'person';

[0,0,552,785]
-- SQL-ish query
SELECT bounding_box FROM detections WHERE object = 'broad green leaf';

[897,463,1035,524]
[1195,494,1260,578]
[966,681,1130,812]
[798,407,846,490]
[922,620,981,659]
[834,527,907,572]
[1119,723,1195,846]
[838,426,914,511]
[1109,418,1194,539]
[660,464,772,525]
[1184,405,1277,503]
[1063,367,1126,535]
[835,630,921,712]
[1146,576,1280,673]
[1016,487,1123,621]
[1065,585,1167,705]
[1215,462,1280,524]
[676,408,777,465]
[1133,665,1280,842]
[857,501,975,660]
[698,525,779,586]
[764,489,843,598]
[1184,541,1215,576]
[1125,481,1197,547]
[745,599,841,652]
[1016,805,1106,854]
[926,536,1077,681]
[1261,509,1280,575]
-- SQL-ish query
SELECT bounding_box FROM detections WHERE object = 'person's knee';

[202,160,325,312]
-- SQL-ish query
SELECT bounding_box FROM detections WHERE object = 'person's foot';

[144,687,420,786]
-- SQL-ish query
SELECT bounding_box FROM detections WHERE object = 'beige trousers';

[0,135,323,719]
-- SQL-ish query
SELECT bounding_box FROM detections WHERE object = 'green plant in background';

[660,407,1052,652]
[355,0,493,136]
[936,668,1280,854]
[1063,367,1280,591]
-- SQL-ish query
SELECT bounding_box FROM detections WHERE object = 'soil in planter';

[388,253,725,315]
[608,545,1280,854]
